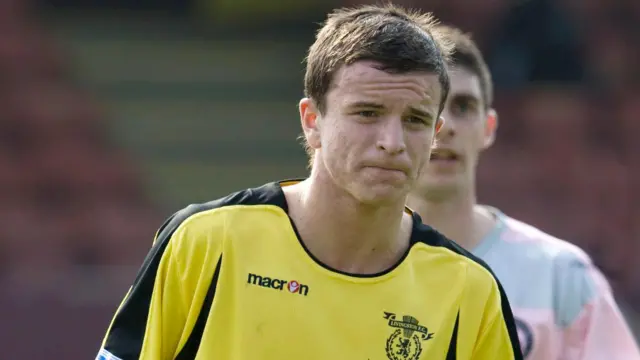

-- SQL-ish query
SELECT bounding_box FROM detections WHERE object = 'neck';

[408,186,490,251]
[285,169,412,275]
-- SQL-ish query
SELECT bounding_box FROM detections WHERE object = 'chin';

[421,168,463,185]
[416,179,461,201]
[350,182,408,206]
[425,176,459,188]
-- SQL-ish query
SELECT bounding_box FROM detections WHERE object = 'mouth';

[430,149,460,162]
[367,165,406,173]
[364,165,409,179]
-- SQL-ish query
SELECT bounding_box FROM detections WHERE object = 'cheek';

[409,132,434,160]
[321,124,353,167]
[328,120,368,152]
[473,125,488,150]
[457,125,484,152]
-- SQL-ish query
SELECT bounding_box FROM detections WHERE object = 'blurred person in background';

[407,25,640,360]
[95,5,522,360]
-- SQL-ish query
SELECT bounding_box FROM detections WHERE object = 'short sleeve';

[97,206,225,360]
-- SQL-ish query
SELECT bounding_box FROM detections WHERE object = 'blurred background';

[0,0,637,357]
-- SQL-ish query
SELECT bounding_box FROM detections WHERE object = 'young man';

[408,25,640,360]
[96,6,522,360]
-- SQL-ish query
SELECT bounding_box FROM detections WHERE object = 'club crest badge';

[383,312,434,360]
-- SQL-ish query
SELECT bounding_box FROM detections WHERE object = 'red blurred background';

[0,0,637,358]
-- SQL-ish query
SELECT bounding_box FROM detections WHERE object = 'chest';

[195,250,467,359]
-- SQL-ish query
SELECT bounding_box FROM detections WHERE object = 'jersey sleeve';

[96,207,224,360]
[471,278,524,360]
[555,254,640,360]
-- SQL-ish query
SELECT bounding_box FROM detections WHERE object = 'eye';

[451,98,477,116]
[357,110,379,118]
[404,112,433,126]
[405,115,426,124]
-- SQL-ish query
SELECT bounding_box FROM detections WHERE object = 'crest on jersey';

[383,312,434,360]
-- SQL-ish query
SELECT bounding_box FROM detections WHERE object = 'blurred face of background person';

[414,65,497,201]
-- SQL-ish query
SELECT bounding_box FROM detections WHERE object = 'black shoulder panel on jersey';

[411,212,501,286]
[411,215,523,360]
[175,256,222,360]
[103,181,285,359]
[157,181,286,243]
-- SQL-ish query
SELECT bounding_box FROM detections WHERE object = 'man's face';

[414,66,496,198]
[300,61,443,205]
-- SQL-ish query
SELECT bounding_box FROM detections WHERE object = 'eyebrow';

[451,93,480,102]
[347,101,385,109]
[348,101,433,118]
[407,106,432,118]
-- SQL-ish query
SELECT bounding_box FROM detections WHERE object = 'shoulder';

[499,213,608,326]
[499,213,596,281]
[133,182,288,281]
[412,220,501,294]
[500,214,592,263]
[155,181,287,248]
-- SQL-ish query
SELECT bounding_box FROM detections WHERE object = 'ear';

[435,115,445,134]
[299,98,322,150]
[482,109,498,149]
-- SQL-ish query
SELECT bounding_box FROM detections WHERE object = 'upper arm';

[472,276,524,360]
[555,253,640,359]
[98,208,225,360]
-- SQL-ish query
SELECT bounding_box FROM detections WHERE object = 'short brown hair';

[435,25,493,109]
[304,4,453,115]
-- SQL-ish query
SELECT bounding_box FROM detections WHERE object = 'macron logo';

[247,273,309,296]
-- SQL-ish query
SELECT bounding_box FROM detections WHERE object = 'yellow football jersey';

[98,181,522,360]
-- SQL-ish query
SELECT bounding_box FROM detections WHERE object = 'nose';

[376,118,406,155]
